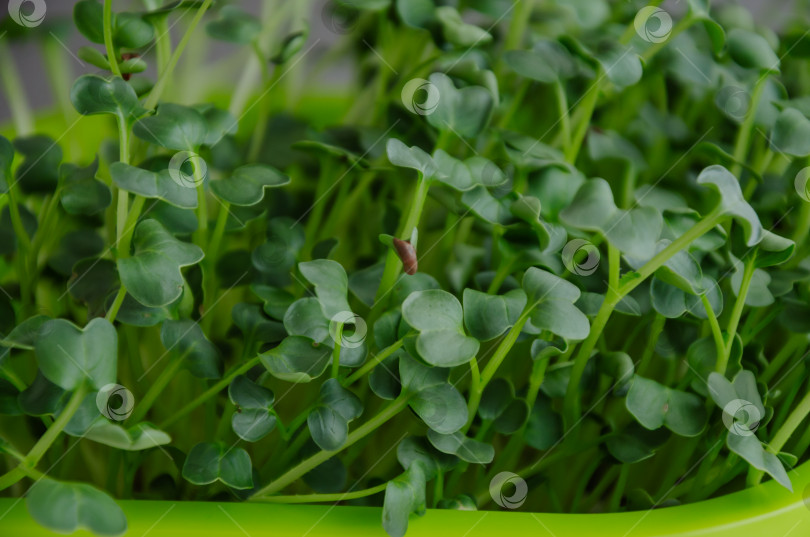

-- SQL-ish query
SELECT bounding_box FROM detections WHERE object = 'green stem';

[565,210,723,426]
[251,395,411,498]
[554,79,572,152]
[207,201,230,262]
[247,66,282,162]
[252,482,388,503]
[331,327,342,378]
[750,388,810,486]
[0,44,34,135]
[639,17,695,63]
[503,0,535,51]
[103,0,121,77]
[159,356,262,429]
[465,311,531,430]
[343,340,404,386]
[565,73,601,164]
[720,253,756,374]
[0,384,88,492]
[130,354,186,423]
[373,174,430,307]
[107,195,146,323]
[701,294,726,373]
[731,73,769,177]
[6,178,32,313]
[637,314,665,376]
[144,0,214,110]
[762,334,806,384]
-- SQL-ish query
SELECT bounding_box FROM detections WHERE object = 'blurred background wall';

[0,0,798,123]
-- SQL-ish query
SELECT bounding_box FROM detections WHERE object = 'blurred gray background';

[0,0,799,123]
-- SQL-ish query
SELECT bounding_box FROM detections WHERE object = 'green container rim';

[1,459,809,536]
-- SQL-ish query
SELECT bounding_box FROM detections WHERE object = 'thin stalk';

[565,210,724,426]
[331,327,342,378]
[762,334,807,384]
[252,482,387,503]
[720,253,756,374]
[0,384,88,492]
[639,17,695,63]
[554,79,571,152]
[731,73,769,177]
[129,353,186,423]
[637,314,665,376]
[106,195,146,323]
[503,0,534,51]
[103,0,121,77]
[373,174,430,306]
[793,199,810,248]
[701,294,726,373]
[496,80,530,130]
[0,44,34,135]
[302,159,336,257]
[250,395,411,498]
[749,388,810,485]
[565,73,601,163]
[465,311,531,430]
[247,66,282,162]
[6,179,32,313]
[159,356,262,429]
[343,340,404,386]
[144,0,215,110]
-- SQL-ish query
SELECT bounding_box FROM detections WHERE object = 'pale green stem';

[103,0,121,77]
[0,384,88,492]
[343,340,404,386]
[731,73,769,178]
[564,209,724,426]
[750,388,810,485]
[720,253,756,374]
[373,174,430,306]
[0,44,34,135]
[253,482,388,503]
[159,356,262,429]
[250,395,411,498]
[144,0,215,110]
[701,294,726,373]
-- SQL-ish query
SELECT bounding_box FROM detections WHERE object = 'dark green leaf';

[182,442,253,489]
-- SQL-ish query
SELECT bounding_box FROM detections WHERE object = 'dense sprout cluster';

[1,1,810,536]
